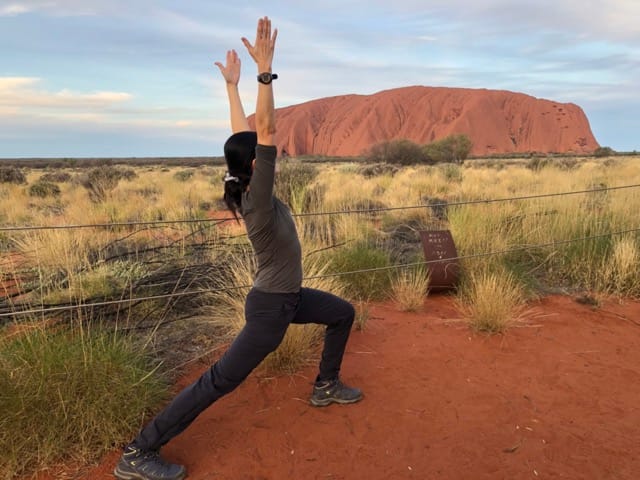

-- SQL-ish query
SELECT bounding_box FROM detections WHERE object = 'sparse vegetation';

[0,324,168,478]
[594,146,615,158]
[2,153,640,477]
[173,169,195,182]
[366,139,429,165]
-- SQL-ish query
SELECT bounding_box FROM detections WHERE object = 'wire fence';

[2,226,639,319]
[1,183,639,232]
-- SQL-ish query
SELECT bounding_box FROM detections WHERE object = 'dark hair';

[223,131,257,220]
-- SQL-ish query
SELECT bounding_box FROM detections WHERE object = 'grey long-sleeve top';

[241,144,302,293]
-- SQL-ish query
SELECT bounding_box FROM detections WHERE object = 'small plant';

[354,300,370,331]
[28,181,61,198]
[457,270,525,333]
[391,265,430,312]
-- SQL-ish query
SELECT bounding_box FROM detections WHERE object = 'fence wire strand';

[0,183,639,232]
[2,226,639,319]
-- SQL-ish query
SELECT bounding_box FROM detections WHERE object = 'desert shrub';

[0,167,26,185]
[357,163,399,178]
[0,326,168,478]
[391,265,429,311]
[120,168,138,181]
[174,170,195,182]
[367,139,428,165]
[594,146,615,158]
[457,269,525,333]
[274,160,318,208]
[422,196,449,222]
[423,134,472,164]
[78,166,124,203]
[328,242,392,300]
[40,171,72,183]
[28,181,61,198]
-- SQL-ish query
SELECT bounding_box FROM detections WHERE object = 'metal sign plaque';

[419,230,460,292]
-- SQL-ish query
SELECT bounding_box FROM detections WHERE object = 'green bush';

[28,181,61,198]
[423,134,472,164]
[366,139,428,165]
[0,326,168,478]
[328,242,392,300]
[0,167,26,185]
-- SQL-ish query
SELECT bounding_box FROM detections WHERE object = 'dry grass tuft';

[457,270,526,333]
[391,266,430,312]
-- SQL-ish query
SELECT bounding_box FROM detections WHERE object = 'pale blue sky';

[1,0,638,157]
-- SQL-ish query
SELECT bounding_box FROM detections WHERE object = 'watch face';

[258,72,273,84]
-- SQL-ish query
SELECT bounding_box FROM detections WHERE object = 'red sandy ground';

[33,294,640,480]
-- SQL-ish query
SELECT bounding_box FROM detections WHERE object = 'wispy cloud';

[0,77,132,111]
[0,3,33,16]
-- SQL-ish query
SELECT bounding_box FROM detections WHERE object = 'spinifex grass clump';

[0,324,169,478]
[457,269,526,333]
[328,241,392,301]
[391,265,430,312]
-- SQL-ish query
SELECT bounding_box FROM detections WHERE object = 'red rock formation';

[249,86,599,157]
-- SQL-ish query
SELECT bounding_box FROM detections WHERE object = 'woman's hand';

[241,16,278,72]
[215,49,241,85]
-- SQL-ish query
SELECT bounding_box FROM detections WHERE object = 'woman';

[114,17,362,480]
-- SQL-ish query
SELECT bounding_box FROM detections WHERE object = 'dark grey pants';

[133,287,355,451]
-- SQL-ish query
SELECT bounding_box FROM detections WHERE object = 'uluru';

[251,86,600,157]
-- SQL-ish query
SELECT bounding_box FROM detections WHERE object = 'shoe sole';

[309,394,363,407]
[113,465,187,480]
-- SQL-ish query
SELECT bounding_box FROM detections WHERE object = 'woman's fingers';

[241,17,276,64]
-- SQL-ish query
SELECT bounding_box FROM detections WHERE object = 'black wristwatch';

[257,72,278,85]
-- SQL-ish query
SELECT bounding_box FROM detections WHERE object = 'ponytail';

[223,172,251,221]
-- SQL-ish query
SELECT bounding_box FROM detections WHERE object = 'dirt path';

[35,294,640,479]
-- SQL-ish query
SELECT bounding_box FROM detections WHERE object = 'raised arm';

[241,16,278,146]
[215,49,251,133]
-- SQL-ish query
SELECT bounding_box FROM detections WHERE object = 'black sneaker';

[113,444,186,480]
[310,378,363,407]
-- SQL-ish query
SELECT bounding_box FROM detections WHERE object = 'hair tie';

[224,172,240,184]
